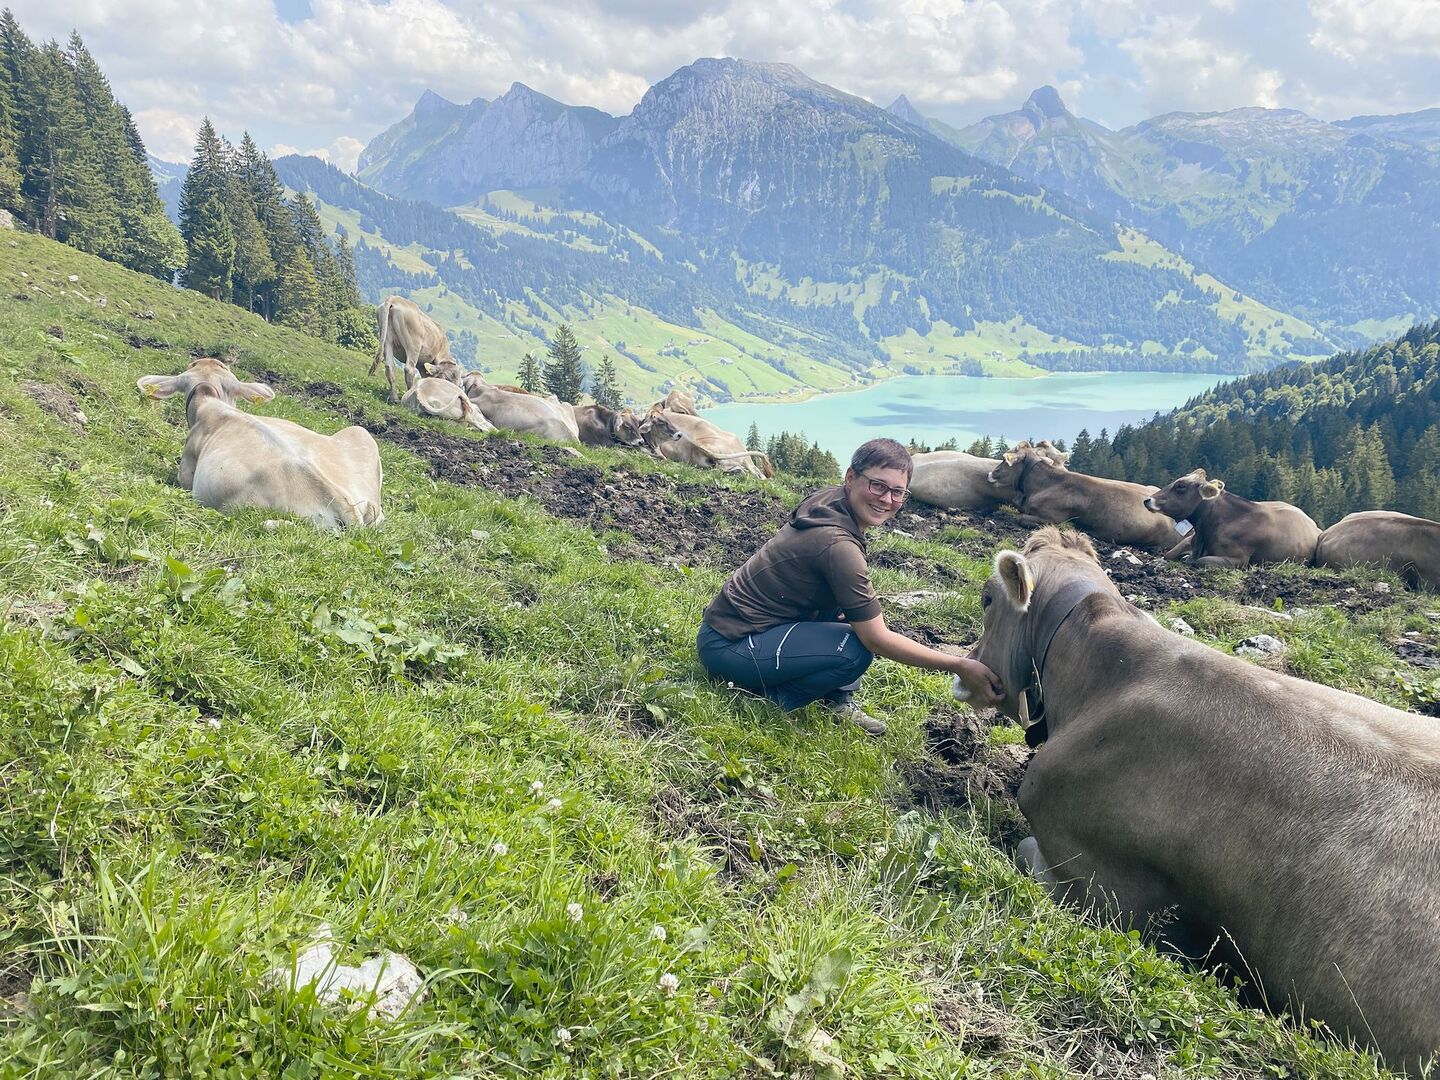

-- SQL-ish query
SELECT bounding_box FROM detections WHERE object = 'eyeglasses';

[859,471,909,503]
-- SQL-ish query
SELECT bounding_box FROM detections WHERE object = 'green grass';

[0,230,1417,1077]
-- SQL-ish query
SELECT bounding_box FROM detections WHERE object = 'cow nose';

[1143,497,1156,511]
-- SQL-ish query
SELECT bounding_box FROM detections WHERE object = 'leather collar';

[1020,577,1109,748]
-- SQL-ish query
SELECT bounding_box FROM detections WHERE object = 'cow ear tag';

[1174,519,1194,536]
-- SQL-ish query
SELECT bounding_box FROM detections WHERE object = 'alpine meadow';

[3,4,1440,1078]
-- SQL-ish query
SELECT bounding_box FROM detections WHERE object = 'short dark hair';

[850,438,913,480]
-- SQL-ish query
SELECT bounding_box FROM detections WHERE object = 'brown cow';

[963,526,1440,1070]
[574,403,646,449]
[1144,469,1321,567]
[640,410,772,477]
[1316,510,1440,590]
[367,296,464,402]
[986,445,1176,550]
[910,441,1067,511]
[138,359,383,529]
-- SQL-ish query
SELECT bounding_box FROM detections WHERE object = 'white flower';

[547,797,562,810]
[447,906,469,927]
[529,780,544,796]
[491,841,509,856]
[556,1027,573,1045]
[205,717,222,730]
[658,972,680,996]
[566,902,584,922]
[650,925,667,942]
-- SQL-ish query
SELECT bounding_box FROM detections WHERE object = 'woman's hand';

[950,657,1004,708]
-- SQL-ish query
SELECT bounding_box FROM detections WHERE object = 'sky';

[9,0,1440,170]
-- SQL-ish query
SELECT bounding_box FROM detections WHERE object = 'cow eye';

[981,592,992,609]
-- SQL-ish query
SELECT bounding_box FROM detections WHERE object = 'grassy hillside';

[0,230,1424,1076]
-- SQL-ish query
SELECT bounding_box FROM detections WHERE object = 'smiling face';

[844,465,909,529]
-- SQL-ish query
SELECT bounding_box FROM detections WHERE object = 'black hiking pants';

[696,621,873,711]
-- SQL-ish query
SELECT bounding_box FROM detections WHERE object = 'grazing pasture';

[0,231,1431,1076]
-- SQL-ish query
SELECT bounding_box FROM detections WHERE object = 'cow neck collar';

[1019,576,1110,748]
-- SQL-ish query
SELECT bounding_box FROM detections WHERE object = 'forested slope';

[1069,321,1440,525]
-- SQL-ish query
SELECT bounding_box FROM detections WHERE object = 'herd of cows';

[127,297,1440,1069]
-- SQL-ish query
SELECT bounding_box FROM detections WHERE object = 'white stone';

[263,925,425,1019]
[1170,618,1196,636]
[1236,634,1285,658]
[0,209,13,229]
[67,274,78,283]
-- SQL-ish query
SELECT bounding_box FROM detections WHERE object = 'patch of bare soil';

[20,379,86,429]
[899,708,1031,846]
[650,785,770,884]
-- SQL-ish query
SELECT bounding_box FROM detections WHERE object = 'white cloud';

[268,135,367,173]
[4,0,1438,166]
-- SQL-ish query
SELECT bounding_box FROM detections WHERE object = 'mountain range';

[234,59,1438,403]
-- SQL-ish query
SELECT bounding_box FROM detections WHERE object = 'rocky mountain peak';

[887,94,929,129]
[1023,85,1070,122]
[413,89,460,117]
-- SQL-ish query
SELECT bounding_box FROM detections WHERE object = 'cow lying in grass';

[1317,510,1440,590]
[986,444,1177,550]
[138,358,383,528]
[574,403,647,449]
[1145,469,1321,567]
[461,373,580,442]
[910,440,1067,511]
[401,377,493,431]
[962,526,1440,1070]
[640,408,772,477]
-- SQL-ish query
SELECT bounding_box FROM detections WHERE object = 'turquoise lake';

[702,371,1224,461]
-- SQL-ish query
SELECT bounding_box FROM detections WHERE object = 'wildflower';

[447,907,469,927]
[658,972,680,996]
[566,902,584,922]
[650,925,667,942]
[205,717,222,730]
[547,797,562,810]
[556,1027,573,1045]
[492,841,509,856]
[530,780,544,796]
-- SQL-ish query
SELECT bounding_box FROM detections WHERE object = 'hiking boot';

[823,698,887,737]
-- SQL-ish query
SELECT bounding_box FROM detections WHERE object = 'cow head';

[460,371,488,399]
[138,358,274,409]
[612,408,647,448]
[1144,469,1224,518]
[421,356,465,386]
[986,445,1051,493]
[967,527,1109,726]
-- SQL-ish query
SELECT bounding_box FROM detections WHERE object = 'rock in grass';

[1169,618,1195,636]
[1236,634,1285,658]
[263,924,425,1019]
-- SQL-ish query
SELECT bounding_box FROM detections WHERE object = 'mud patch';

[899,709,1030,850]
[20,380,86,430]
[651,785,769,884]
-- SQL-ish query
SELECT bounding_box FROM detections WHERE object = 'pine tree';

[518,353,542,393]
[1398,425,1440,519]
[746,423,761,452]
[544,323,584,403]
[276,246,324,336]
[0,11,21,214]
[184,189,234,299]
[590,353,622,408]
[1340,423,1396,512]
[180,119,234,296]
[14,37,103,243]
[236,134,294,319]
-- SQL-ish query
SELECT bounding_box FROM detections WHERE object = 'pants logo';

[837,633,850,651]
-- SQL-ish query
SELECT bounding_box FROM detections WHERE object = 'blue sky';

[8,0,1439,169]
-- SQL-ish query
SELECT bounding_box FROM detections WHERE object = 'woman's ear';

[994,551,1034,611]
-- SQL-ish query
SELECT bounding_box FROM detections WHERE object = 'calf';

[139,359,383,529]
[368,296,464,402]
[910,441,1067,511]
[574,403,647,449]
[964,526,1440,1070]
[641,410,772,477]
[1144,469,1321,567]
[461,373,579,442]
[401,377,493,431]
[986,445,1175,550]
[1316,510,1440,590]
